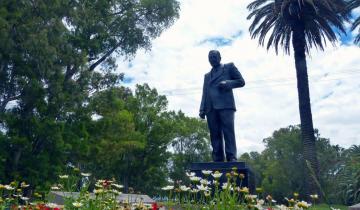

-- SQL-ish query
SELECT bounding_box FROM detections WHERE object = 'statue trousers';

[206,109,237,162]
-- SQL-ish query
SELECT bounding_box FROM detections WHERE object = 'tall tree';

[348,0,360,43]
[169,111,211,183]
[71,84,211,195]
[247,0,348,195]
[85,87,145,191]
[0,0,179,187]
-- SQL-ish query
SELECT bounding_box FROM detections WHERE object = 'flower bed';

[159,168,332,210]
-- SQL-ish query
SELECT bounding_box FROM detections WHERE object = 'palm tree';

[247,0,349,195]
[348,0,360,43]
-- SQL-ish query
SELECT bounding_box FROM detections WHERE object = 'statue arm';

[225,63,245,89]
[199,75,206,114]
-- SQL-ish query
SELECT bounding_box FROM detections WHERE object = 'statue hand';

[218,81,230,90]
[199,111,206,119]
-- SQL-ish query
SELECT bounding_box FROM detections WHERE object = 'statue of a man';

[199,50,245,162]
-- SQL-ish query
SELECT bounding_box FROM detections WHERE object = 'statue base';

[188,161,255,192]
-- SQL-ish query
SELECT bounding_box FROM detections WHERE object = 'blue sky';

[117,0,360,155]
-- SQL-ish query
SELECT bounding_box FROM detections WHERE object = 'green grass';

[313,204,348,210]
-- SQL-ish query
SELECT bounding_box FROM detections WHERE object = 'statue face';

[208,50,221,68]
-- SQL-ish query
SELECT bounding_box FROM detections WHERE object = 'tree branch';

[89,41,122,71]
[64,65,77,82]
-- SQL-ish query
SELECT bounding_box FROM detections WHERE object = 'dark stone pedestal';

[350,204,360,210]
[189,161,255,192]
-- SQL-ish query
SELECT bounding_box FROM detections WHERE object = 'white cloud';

[118,0,360,156]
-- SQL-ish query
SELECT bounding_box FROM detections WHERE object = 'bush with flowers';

[0,166,346,210]
[160,167,340,210]
[0,167,156,210]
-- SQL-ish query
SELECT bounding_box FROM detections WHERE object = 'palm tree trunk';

[292,23,320,196]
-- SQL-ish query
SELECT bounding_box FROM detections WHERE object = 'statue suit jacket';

[200,63,245,114]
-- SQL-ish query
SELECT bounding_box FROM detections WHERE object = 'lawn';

[315,204,348,210]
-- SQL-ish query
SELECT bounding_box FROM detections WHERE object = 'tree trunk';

[292,23,320,196]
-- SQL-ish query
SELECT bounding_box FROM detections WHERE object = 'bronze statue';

[199,50,245,162]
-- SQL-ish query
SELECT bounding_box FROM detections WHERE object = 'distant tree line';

[240,125,360,205]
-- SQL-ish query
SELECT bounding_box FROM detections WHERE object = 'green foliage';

[169,111,212,183]
[0,0,179,191]
[68,84,211,196]
[336,145,360,205]
[240,125,355,204]
[243,126,305,200]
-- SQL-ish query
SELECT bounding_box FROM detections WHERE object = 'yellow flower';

[21,182,30,188]
[297,201,311,209]
[197,184,209,191]
[34,192,42,198]
[80,172,91,177]
[72,201,83,208]
[239,187,249,194]
[202,170,212,176]
[59,175,69,179]
[20,196,29,201]
[4,185,14,190]
[310,194,319,200]
[200,179,210,186]
[189,176,201,183]
[204,190,211,197]
[294,192,299,197]
[51,186,60,191]
[46,203,59,208]
[239,173,245,179]
[211,171,222,179]
[111,183,124,189]
[180,185,190,192]
[245,194,257,201]
[94,189,104,194]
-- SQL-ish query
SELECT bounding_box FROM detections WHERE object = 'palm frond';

[347,0,360,44]
[247,0,350,54]
[348,0,360,10]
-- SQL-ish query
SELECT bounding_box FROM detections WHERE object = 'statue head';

[208,50,221,68]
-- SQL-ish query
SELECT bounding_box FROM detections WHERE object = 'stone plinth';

[350,203,360,210]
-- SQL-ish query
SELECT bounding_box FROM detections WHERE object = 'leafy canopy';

[0,0,180,188]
